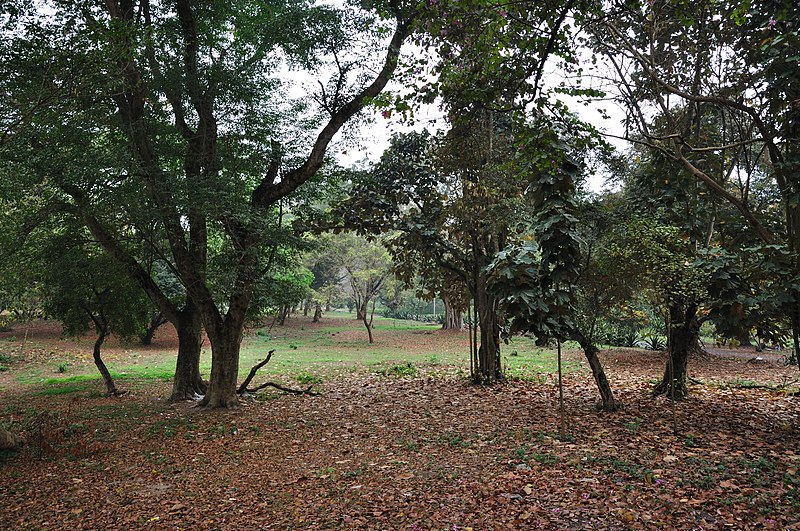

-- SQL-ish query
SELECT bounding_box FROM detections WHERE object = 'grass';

[1,311,576,389]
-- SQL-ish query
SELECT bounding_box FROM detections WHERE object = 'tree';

[333,233,392,343]
[40,231,150,396]
[589,0,800,362]
[0,0,418,407]
[338,121,528,382]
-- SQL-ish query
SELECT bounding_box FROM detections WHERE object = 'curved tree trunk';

[170,303,206,401]
[573,332,618,411]
[92,327,119,396]
[654,304,700,399]
[359,301,374,344]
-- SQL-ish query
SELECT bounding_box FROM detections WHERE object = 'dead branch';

[243,382,318,396]
[237,350,275,394]
[236,350,319,396]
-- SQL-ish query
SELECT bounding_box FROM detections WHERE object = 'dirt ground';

[1,321,799,530]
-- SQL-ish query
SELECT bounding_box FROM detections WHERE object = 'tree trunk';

[139,311,167,345]
[654,304,700,399]
[574,332,618,411]
[475,271,501,383]
[170,304,206,401]
[312,302,322,323]
[200,325,242,408]
[441,294,463,330]
[278,305,289,326]
[359,302,374,343]
[92,328,119,396]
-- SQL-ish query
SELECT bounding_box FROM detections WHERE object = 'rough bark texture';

[200,326,242,408]
[312,303,322,323]
[200,318,247,408]
[441,295,463,330]
[574,333,618,411]
[654,305,700,399]
[475,272,501,384]
[170,305,206,401]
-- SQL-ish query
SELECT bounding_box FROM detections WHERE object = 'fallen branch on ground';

[237,350,319,396]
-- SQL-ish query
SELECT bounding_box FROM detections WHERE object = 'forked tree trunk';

[140,311,167,345]
[359,302,374,344]
[92,328,119,396]
[574,332,618,411]
[654,304,700,399]
[170,304,206,401]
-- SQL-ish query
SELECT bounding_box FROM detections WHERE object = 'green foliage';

[488,124,584,343]
[295,372,323,385]
[380,362,417,377]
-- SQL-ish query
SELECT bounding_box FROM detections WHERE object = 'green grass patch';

[380,362,418,377]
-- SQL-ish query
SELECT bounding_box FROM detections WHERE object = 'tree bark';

[170,303,206,401]
[475,271,501,383]
[654,304,700,399]
[573,332,618,411]
[200,324,242,408]
[92,327,119,396]
[139,311,167,345]
[359,301,374,344]
[441,294,463,330]
[312,302,322,323]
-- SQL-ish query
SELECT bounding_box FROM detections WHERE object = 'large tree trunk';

[475,272,502,384]
[312,302,322,323]
[573,332,618,411]
[92,328,119,396]
[654,304,700,399]
[200,324,242,408]
[170,304,206,401]
[441,294,463,330]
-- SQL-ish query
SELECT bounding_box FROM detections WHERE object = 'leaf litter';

[0,339,799,529]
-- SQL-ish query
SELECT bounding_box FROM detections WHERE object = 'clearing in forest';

[1,314,799,530]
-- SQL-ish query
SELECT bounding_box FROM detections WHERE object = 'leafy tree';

[488,125,618,410]
[0,0,418,407]
[590,0,800,361]
[338,118,529,382]
[40,232,150,396]
[332,233,392,343]
[304,235,345,323]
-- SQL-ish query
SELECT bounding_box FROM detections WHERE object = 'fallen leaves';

[1,331,799,529]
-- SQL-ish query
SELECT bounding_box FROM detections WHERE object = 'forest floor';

[0,316,799,530]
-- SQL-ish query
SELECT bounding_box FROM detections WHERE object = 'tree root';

[237,350,319,396]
